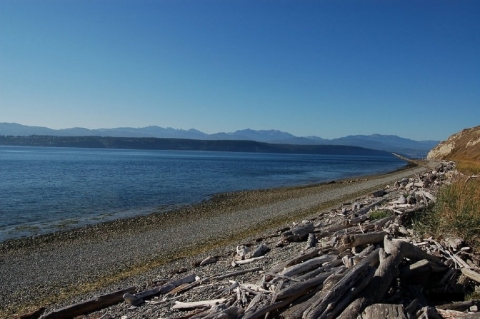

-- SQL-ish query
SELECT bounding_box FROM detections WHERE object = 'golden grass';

[416,175,480,250]
[455,159,480,175]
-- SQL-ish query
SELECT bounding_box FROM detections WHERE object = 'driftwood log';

[14,307,45,319]
[338,237,445,319]
[342,231,387,248]
[361,303,407,319]
[172,299,227,310]
[276,271,334,301]
[303,248,380,319]
[43,287,136,319]
[461,268,480,283]
[280,255,337,277]
[124,273,197,305]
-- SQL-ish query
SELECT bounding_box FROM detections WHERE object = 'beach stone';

[446,237,463,251]
[291,221,314,237]
[372,190,387,197]
[236,245,250,259]
[248,243,270,258]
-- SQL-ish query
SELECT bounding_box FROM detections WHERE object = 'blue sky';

[1,1,479,141]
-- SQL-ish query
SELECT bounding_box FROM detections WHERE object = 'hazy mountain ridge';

[0,123,439,157]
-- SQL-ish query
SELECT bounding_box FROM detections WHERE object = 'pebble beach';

[0,164,431,318]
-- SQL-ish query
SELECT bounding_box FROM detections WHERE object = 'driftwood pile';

[30,161,480,319]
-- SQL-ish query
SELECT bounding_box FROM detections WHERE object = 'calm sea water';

[0,146,405,241]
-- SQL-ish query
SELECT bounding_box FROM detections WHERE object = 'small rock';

[247,243,270,258]
[446,237,463,251]
[396,195,407,204]
[236,245,250,259]
[372,190,387,197]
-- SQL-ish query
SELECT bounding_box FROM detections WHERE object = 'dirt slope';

[427,125,480,161]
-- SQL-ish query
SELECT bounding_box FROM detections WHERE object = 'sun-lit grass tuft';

[455,159,480,176]
[416,175,480,249]
[368,210,391,221]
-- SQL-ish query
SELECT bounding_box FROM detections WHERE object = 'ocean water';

[0,146,405,241]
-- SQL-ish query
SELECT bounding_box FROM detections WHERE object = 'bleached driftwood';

[296,260,345,282]
[280,255,337,277]
[276,270,334,300]
[344,215,368,226]
[461,268,480,283]
[342,231,387,248]
[244,293,265,313]
[211,267,262,281]
[236,282,270,294]
[284,248,321,267]
[361,303,407,319]
[338,236,444,319]
[435,308,470,319]
[303,248,380,319]
[242,295,298,319]
[125,273,197,304]
[399,259,431,284]
[231,256,265,266]
[172,299,227,310]
[436,300,480,311]
[43,287,136,319]
[280,273,344,319]
[199,305,240,319]
[386,238,442,263]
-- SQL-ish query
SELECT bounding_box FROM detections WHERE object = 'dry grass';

[416,175,480,249]
[455,159,480,175]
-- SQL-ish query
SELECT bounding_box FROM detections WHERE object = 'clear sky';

[1,0,479,141]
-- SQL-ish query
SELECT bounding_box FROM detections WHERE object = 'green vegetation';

[415,175,480,250]
[368,210,391,220]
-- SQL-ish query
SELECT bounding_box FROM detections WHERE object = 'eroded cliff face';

[427,126,480,160]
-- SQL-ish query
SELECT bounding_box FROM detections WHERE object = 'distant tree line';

[0,135,393,156]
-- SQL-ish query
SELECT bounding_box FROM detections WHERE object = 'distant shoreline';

[0,135,397,156]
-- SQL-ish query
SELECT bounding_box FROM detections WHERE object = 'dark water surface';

[0,146,405,241]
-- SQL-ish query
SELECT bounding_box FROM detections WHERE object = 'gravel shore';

[0,164,430,317]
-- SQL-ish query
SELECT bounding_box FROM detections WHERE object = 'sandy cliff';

[427,125,480,161]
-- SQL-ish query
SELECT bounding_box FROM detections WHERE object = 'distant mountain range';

[0,123,439,158]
